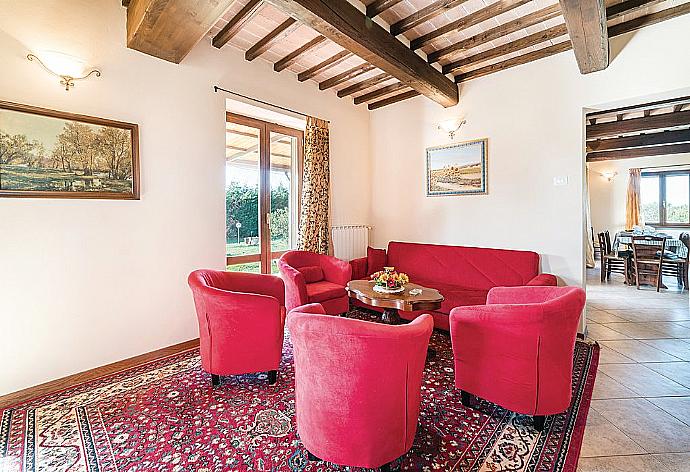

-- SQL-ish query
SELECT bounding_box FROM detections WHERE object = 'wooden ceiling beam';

[587,95,690,120]
[353,82,408,105]
[558,0,609,74]
[587,129,690,152]
[587,143,690,162]
[366,0,404,18]
[444,23,568,74]
[319,63,376,90]
[455,41,573,83]
[368,90,420,110]
[213,0,263,49]
[391,0,469,36]
[274,35,327,72]
[338,72,391,98]
[606,0,663,20]
[297,50,353,82]
[265,0,458,107]
[427,4,561,63]
[608,2,690,38]
[126,0,234,63]
[245,18,299,61]
[587,110,690,139]
[411,0,531,51]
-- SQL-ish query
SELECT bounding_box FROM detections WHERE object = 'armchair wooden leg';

[267,370,278,385]
[533,415,546,432]
[211,374,220,387]
[460,390,472,408]
[306,451,321,462]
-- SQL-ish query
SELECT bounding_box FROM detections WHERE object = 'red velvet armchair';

[449,286,585,431]
[288,304,433,471]
[278,250,352,315]
[188,269,286,387]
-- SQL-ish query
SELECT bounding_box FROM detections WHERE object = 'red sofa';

[450,286,585,431]
[188,270,286,386]
[288,303,433,470]
[350,241,557,330]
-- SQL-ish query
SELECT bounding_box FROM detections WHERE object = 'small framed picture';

[0,101,139,199]
[426,138,487,196]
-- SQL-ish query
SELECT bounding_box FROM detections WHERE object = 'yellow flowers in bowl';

[371,267,409,293]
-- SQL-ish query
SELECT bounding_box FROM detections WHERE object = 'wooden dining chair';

[631,235,666,292]
[598,231,629,283]
[660,233,690,290]
[591,227,601,258]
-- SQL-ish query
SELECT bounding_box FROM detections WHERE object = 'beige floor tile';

[640,339,690,361]
[601,322,670,339]
[587,324,633,341]
[580,410,645,457]
[650,452,690,471]
[598,345,636,364]
[587,310,630,323]
[643,362,690,389]
[591,398,690,453]
[647,322,690,338]
[604,310,690,323]
[592,372,639,399]
[649,397,690,427]
[597,363,690,396]
[599,340,682,363]
[576,454,666,471]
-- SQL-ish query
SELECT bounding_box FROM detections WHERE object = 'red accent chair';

[188,269,286,387]
[288,304,433,471]
[278,250,352,315]
[449,286,585,431]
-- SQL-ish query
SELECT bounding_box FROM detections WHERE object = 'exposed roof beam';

[675,105,685,113]
[587,129,690,152]
[353,82,408,105]
[411,0,531,51]
[558,0,609,74]
[587,95,690,119]
[587,143,690,162]
[587,110,690,139]
[455,41,572,83]
[274,35,327,72]
[606,0,663,21]
[319,63,376,90]
[427,4,561,63]
[608,2,690,37]
[338,72,391,98]
[213,0,263,49]
[265,0,458,107]
[444,23,568,74]
[245,18,299,61]
[126,0,234,63]
[297,50,353,82]
[368,90,420,110]
[391,0,470,36]
[366,0,404,18]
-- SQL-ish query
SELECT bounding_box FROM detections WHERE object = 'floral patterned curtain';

[297,116,330,254]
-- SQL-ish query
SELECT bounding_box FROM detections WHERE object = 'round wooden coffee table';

[346,280,444,325]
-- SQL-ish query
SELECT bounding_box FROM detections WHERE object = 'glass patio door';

[225,113,302,274]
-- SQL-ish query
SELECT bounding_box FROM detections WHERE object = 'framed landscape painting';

[426,138,487,196]
[0,101,139,199]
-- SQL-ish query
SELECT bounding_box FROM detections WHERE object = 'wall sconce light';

[600,171,618,182]
[437,118,467,140]
[27,51,101,91]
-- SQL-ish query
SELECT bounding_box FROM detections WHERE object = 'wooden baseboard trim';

[0,338,199,410]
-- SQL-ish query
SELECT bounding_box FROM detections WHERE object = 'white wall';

[0,0,371,395]
[589,154,690,237]
[369,15,690,287]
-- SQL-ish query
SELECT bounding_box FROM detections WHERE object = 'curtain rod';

[214,86,330,123]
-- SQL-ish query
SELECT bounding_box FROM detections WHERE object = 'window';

[641,170,690,227]
[225,113,303,274]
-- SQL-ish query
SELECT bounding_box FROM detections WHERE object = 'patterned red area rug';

[1,308,598,472]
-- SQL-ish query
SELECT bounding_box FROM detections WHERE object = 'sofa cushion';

[306,281,347,303]
[298,265,324,283]
[387,241,540,291]
[416,280,489,314]
[367,247,387,275]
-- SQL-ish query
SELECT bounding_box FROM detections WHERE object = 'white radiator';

[332,225,371,261]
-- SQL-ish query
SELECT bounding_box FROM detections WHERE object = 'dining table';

[613,231,689,259]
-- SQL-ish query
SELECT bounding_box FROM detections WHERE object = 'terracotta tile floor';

[578,265,690,471]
